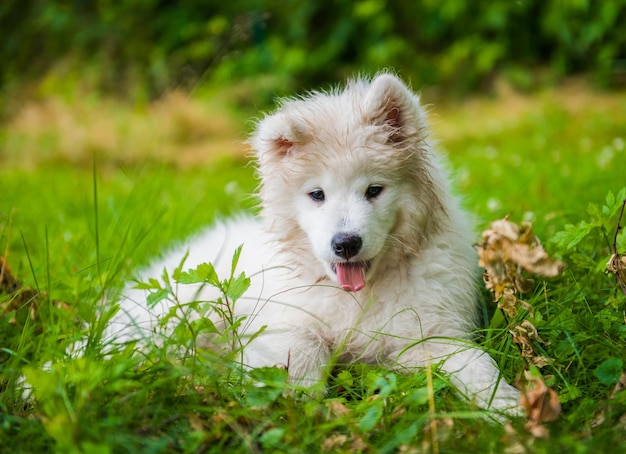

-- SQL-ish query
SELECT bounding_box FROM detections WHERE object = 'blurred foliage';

[1,0,626,102]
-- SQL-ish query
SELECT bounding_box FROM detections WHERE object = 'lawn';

[1,79,625,452]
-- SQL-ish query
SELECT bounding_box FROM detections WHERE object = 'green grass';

[1,82,626,452]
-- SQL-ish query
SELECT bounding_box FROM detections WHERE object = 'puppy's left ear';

[362,73,424,145]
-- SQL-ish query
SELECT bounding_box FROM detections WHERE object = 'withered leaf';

[519,371,561,438]
[478,218,565,317]
[326,400,351,417]
[322,434,348,451]
[591,372,626,429]
[515,320,548,345]
[499,289,535,318]
[606,254,626,296]
[479,218,564,281]
[529,355,551,368]
[188,412,207,431]
[499,288,519,318]
[514,272,535,294]
[510,321,551,367]
[610,372,626,399]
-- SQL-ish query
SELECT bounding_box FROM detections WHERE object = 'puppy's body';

[112,74,520,414]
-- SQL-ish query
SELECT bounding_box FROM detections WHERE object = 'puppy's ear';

[363,74,423,145]
[250,113,310,160]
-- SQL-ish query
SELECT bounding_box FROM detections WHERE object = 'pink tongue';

[336,263,365,292]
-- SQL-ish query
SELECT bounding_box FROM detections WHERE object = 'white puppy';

[111,73,521,415]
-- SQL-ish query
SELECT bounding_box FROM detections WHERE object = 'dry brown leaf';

[591,410,606,428]
[510,321,551,368]
[0,256,20,294]
[514,272,535,294]
[499,289,519,318]
[590,372,626,428]
[188,412,206,432]
[490,219,522,241]
[510,241,564,277]
[391,406,406,419]
[1,256,77,326]
[606,253,626,295]
[326,400,351,417]
[519,371,561,438]
[1,256,41,323]
[526,423,550,438]
[478,218,564,317]
[607,198,626,295]
[351,434,367,452]
[322,434,348,451]
[610,372,626,399]
[499,289,535,318]
[479,219,564,280]
[529,356,551,369]
[500,423,528,454]
[513,320,548,345]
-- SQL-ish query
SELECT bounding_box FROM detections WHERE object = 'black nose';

[331,233,362,260]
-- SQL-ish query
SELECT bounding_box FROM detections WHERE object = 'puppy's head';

[250,73,445,290]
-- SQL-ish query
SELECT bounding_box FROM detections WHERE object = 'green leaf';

[160,267,172,289]
[171,251,190,281]
[259,428,285,448]
[602,188,626,218]
[605,191,616,213]
[250,366,288,387]
[336,370,354,389]
[358,402,383,431]
[146,288,170,308]
[559,385,582,403]
[594,358,623,386]
[383,422,420,451]
[134,277,162,290]
[230,245,244,277]
[551,221,595,250]
[225,272,250,301]
[177,262,219,286]
[587,202,602,220]
[189,317,220,335]
[241,324,267,349]
[161,303,180,326]
[246,367,288,407]
[374,373,397,397]
[404,387,430,406]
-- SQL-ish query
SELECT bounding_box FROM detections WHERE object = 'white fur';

[110,73,521,415]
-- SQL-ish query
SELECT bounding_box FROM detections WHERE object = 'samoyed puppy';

[110,73,521,415]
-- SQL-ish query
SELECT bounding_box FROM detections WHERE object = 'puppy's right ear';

[250,113,310,161]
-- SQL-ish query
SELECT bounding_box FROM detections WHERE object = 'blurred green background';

[2,0,625,107]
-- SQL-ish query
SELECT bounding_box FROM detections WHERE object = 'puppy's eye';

[365,185,384,200]
[309,189,325,202]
